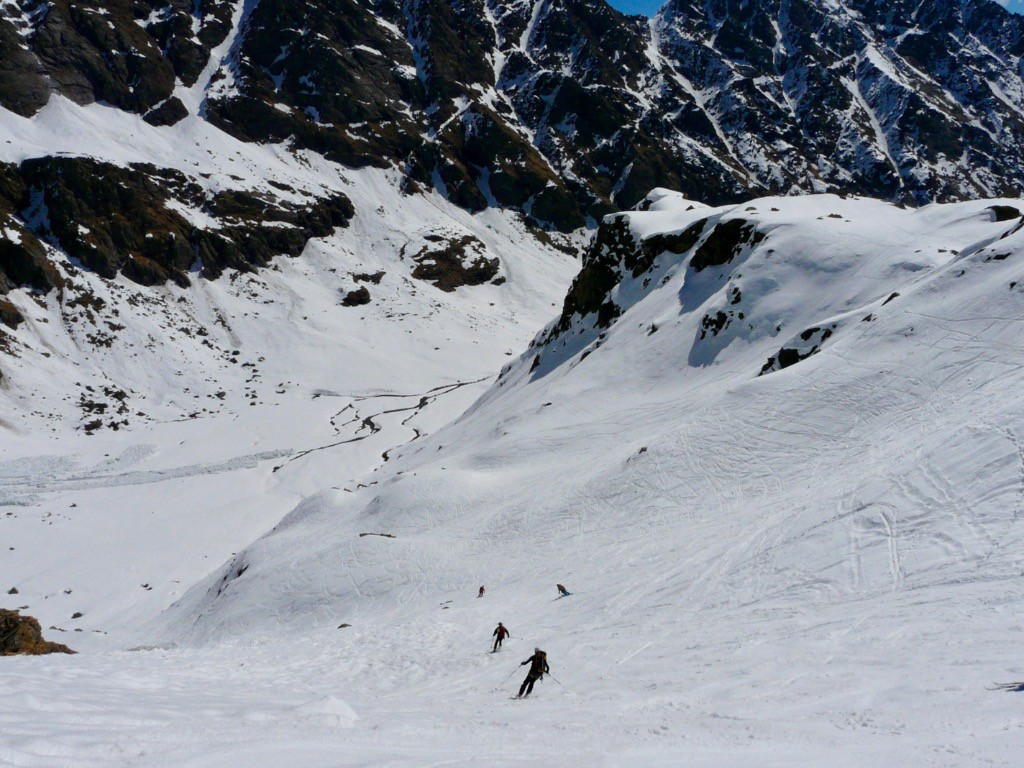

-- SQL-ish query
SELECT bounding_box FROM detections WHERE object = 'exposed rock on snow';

[2,157,353,289]
[410,235,500,292]
[0,0,233,115]
[340,285,371,307]
[0,609,75,655]
[759,324,837,375]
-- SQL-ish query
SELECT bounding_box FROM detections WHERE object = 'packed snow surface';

[4,192,1024,765]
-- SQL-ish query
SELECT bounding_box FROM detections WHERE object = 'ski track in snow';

[0,448,291,504]
[275,377,489,471]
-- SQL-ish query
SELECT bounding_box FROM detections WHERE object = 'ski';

[989,682,1024,691]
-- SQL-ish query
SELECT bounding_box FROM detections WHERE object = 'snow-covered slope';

[0,96,580,429]
[2,0,1024,763]
[24,192,1008,764]
[2,0,1023,430]
[0,97,582,654]
[172,190,1024,635]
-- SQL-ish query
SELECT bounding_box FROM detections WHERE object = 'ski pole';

[493,666,519,691]
[546,672,571,693]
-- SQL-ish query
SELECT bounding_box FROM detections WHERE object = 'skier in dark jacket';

[492,622,509,652]
[517,648,549,697]
[557,583,570,597]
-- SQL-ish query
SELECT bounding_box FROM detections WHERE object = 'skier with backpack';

[492,622,509,652]
[517,648,549,698]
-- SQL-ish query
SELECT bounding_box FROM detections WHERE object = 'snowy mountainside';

[4,193,1024,764]
[2,0,1023,233]
[0,101,579,641]
[102,191,1024,763]
[2,0,1024,428]
[0,99,580,433]
[164,192,1024,644]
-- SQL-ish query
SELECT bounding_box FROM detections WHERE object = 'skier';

[517,648,549,698]
[556,583,570,597]
[478,585,485,598]
[492,622,509,652]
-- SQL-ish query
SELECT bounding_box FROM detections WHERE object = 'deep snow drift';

[5,192,1024,766]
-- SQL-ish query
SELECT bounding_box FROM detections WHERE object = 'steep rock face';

[405,0,1024,219]
[0,158,353,295]
[2,0,1024,252]
[393,0,751,224]
[655,0,1024,203]
[0,163,62,328]
[0,0,234,118]
[204,0,587,229]
[137,0,236,87]
[498,0,749,214]
[389,0,1024,221]
[206,0,425,167]
[0,5,48,117]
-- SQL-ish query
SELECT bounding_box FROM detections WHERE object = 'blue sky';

[606,0,1024,16]
[607,0,664,14]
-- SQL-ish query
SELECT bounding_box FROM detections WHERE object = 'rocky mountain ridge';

[2,0,1022,229]
[1,0,1023,429]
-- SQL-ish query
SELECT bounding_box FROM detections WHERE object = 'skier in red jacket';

[492,622,509,652]
[478,585,485,598]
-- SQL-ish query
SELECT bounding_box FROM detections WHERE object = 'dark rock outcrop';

[410,235,500,292]
[19,158,200,287]
[341,286,372,306]
[205,0,425,168]
[1,157,353,293]
[0,162,63,328]
[689,220,765,273]
[550,214,637,336]
[760,325,836,375]
[0,298,23,329]
[0,12,48,116]
[0,609,75,655]
[143,97,189,127]
[0,0,235,117]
